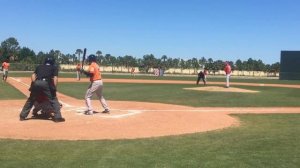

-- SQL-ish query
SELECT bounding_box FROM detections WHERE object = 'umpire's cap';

[44,56,55,65]
[88,54,97,62]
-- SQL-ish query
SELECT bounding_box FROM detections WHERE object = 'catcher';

[31,91,63,119]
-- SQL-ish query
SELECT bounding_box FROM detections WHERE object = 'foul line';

[99,110,142,119]
[69,107,143,119]
[10,77,30,87]
[10,77,72,107]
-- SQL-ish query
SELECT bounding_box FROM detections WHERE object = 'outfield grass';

[0,114,299,168]
[4,74,300,106]
[2,73,300,167]
[58,82,300,107]
[8,71,300,84]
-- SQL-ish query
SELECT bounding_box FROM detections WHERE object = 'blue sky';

[1,0,300,64]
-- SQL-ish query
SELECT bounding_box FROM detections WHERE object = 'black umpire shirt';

[198,72,205,78]
[35,64,58,80]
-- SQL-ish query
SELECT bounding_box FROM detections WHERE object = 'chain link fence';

[8,63,39,71]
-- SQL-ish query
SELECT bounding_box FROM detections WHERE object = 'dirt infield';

[184,86,259,93]
[1,77,300,140]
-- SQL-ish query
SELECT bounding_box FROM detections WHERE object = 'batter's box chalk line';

[59,101,72,108]
[69,108,143,119]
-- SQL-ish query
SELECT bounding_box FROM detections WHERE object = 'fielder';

[31,92,63,119]
[2,59,10,82]
[196,71,206,85]
[224,62,232,88]
[76,63,81,81]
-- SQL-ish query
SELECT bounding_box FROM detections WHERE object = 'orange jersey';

[88,62,101,81]
[76,64,81,71]
[2,62,9,70]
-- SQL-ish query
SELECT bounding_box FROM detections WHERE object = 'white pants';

[76,71,80,80]
[3,69,8,76]
[226,74,231,87]
[85,80,109,112]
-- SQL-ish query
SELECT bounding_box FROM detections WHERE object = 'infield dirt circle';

[1,77,299,140]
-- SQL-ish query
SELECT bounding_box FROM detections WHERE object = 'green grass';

[58,82,300,107]
[0,82,26,100]
[6,73,300,106]
[8,71,300,84]
[3,73,300,167]
[0,114,299,168]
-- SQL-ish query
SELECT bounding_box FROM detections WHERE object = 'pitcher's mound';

[184,86,259,93]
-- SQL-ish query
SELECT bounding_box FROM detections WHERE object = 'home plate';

[184,86,259,93]
[76,109,142,118]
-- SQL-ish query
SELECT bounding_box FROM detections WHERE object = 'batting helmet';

[88,54,97,62]
[44,56,55,65]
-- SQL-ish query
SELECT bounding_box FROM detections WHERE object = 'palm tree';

[205,58,214,74]
[186,59,192,74]
[117,56,124,71]
[247,58,255,76]
[54,50,61,63]
[255,59,265,76]
[142,54,157,73]
[199,57,207,68]
[191,57,199,74]
[99,55,104,65]
[179,59,185,73]
[71,54,77,63]
[235,59,243,76]
[75,49,83,63]
[104,54,112,66]
[161,55,167,62]
[96,50,102,63]
[173,58,180,69]
[271,62,280,77]
[161,55,167,69]
[123,55,132,72]
[110,56,117,72]
[165,58,173,71]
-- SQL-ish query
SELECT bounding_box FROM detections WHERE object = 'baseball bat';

[81,48,87,69]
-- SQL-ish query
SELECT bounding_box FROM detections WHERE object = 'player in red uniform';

[224,62,232,88]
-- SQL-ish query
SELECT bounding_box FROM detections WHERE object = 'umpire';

[196,71,206,85]
[19,56,65,122]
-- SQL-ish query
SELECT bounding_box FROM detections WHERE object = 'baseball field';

[0,72,299,168]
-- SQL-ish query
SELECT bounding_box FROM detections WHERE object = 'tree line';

[0,37,280,74]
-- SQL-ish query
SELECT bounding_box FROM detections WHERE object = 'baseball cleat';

[19,117,26,121]
[102,109,110,114]
[53,118,65,122]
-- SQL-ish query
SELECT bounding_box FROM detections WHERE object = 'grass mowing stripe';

[8,72,300,84]
[0,82,26,99]
[0,114,299,168]
[58,82,300,107]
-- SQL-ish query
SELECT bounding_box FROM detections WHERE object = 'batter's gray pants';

[85,80,109,112]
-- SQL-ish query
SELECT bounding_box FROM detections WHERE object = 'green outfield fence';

[280,51,300,80]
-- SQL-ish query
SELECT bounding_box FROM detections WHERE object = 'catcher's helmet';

[88,54,97,62]
[44,56,55,65]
